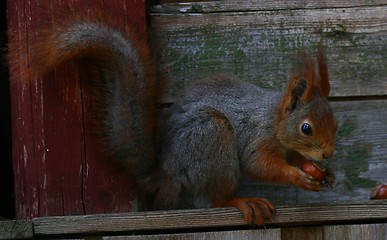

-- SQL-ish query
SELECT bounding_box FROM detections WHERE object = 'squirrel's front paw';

[293,168,321,191]
[225,197,276,225]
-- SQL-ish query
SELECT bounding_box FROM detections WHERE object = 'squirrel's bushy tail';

[9,13,164,191]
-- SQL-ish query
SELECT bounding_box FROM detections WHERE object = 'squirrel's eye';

[301,123,313,136]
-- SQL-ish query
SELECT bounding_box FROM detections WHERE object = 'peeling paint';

[23,145,28,169]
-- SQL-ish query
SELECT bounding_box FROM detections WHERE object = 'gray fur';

[37,19,336,212]
[156,75,281,209]
[48,21,156,175]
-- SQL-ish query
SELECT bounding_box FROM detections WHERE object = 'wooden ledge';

[150,1,387,14]
[33,201,387,236]
[1,201,386,239]
[0,220,33,240]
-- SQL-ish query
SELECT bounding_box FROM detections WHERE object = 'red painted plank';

[71,0,140,215]
[8,0,146,219]
[8,0,39,220]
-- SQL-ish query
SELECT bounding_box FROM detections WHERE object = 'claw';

[296,168,321,191]
[225,197,276,225]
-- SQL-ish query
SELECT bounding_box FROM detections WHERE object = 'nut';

[370,184,387,200]
[301,160,326,182]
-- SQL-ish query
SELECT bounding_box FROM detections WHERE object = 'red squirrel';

[8,9,337,225]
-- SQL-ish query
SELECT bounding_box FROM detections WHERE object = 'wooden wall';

[7,0,147,219]
[6,0,387,229]
[4,0,387,239]
[150,0,387,205]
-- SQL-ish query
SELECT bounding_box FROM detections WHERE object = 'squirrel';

[8,9,338,225]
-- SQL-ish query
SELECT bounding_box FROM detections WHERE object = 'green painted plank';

[151,4,387,98]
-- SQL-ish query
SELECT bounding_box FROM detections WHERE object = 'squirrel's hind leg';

[156,107,240,210]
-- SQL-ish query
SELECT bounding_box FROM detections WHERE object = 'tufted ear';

[316,45,330,97]
[279,53,315,114]
[278,46,331,117]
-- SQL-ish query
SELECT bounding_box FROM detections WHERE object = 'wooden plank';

[32,202,387,236]
[8,0,42,220]
[0,220,33,240]
[281,226,323,240]
[152,0,387,13]
[238,99,387,205]
[324,223,387,240]
[151,2,387,98]
[103,229,281,240]
[8,0,94,219]
[72,0,140,216]
[7,0,146,219]
[29,1,86,217]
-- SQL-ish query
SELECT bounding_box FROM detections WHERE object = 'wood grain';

[281,226,323,240]
[104,229,281,240]
[32,202,387,236]
[7,0,145,219]
[0,220,33,239]
[151,2,387,98]
[152,0,387,13]
[324,223,387,240]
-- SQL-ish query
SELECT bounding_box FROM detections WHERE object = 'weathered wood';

[72,0,143,216]
[2,212,387,240]
[281,226,323,240]
[7,0,145,219]
[32,202,387,236]
[151,2,387,98]
[8,0,39,220]
[152,0,387,13]
[324,223,387,240]
[103,229,281,240]
[0,220,33,240]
